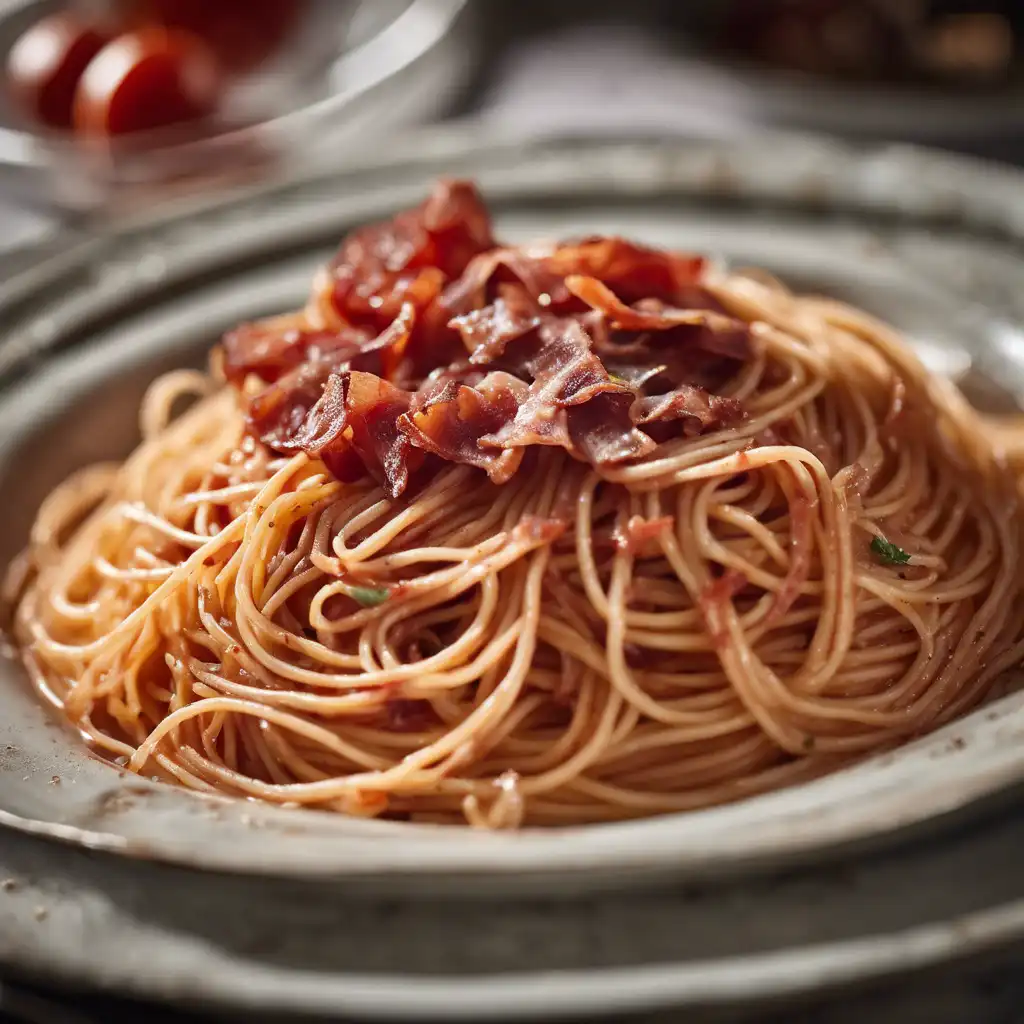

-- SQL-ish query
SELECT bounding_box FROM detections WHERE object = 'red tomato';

[7,13,111,129]
[73,27,221,138]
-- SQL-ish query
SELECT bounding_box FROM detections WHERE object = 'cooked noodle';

[9,181,1024,827]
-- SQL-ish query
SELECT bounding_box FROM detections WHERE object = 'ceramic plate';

[1,133,1024,896]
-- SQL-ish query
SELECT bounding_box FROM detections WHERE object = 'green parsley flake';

[348,585,390,607]
[871,536,911,566]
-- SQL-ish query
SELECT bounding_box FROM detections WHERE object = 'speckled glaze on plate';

[2,132,1024,902]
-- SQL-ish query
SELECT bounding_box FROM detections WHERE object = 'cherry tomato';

[118,0,306,71]
[73,27,221,138]
[7,13,111,129]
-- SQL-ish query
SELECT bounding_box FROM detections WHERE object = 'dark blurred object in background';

[467,0,1024,157]
[473,0,1024,89]
[716,0,1024,87]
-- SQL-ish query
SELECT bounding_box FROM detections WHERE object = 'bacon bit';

[613,514,675,554]
[342,371,417,498]
[699,569,748,651]
[444,237,707,318]
[439,247,568,317]
[244,307,417,453]
[320,444,368,485]
[499,314,660,462]
[565,275,752,359]
[546,238,707,305]
[222,321,372,386]
[568,392,656,465]
[448,289,541,358]
[632,385,744,437]
[498,318,631,406]
[398,372,526,484]
[330,180,494,330]
[326,180,495,379]
[223,303,416,388]
[244,364,331,458]
[702,569,748,605]
[513,516,567,545]
[478,318,651,463]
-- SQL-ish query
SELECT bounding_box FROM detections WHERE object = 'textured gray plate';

[2,131,1024,1019]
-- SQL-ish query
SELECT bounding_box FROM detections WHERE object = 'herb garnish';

[871,536,911,566]
[348,585,390,607]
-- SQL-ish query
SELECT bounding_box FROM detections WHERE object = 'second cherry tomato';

[73,27,221,138]
[7,13,111,129]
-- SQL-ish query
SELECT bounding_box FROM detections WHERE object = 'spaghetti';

[10,180,1024,827]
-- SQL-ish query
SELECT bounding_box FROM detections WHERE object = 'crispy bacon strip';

[342,371,417,498]
[330,180,495,329]
[565,275,751,360]
[224,304,416,387]
[479,319,651,464]
[440,247,569,317]
[545,238,707,305]
[449,289,542,361]
[249,369,414,498]
[632,384,745,436]
[221,318,372,386]
[399,372,526,484]
[247,360,338,454]
[568,392,657,465]
[442,237,709,317]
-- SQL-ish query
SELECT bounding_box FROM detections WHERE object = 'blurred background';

[3,0,1024,251]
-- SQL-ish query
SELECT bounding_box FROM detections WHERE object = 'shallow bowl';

[2,133,1024,896]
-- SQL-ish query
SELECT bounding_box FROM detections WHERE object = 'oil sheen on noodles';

[11,181,1024,828]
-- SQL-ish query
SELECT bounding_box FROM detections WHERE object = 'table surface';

[2,947,1024,1023]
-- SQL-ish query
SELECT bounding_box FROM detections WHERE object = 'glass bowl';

[0,0,473,212]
